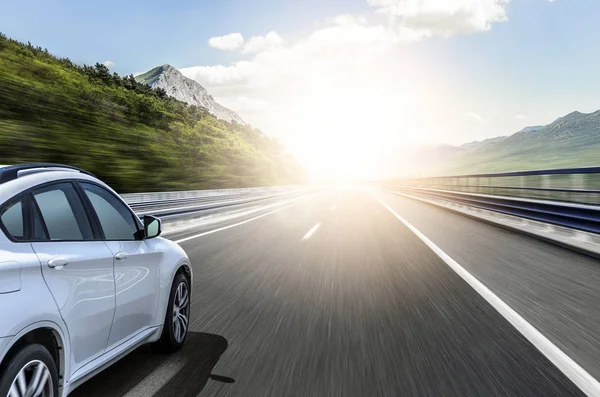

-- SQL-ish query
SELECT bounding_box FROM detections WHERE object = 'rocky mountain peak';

[135,65,245,125]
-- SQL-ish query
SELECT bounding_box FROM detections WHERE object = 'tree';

[155,87,167,99]
[94,62,112,85]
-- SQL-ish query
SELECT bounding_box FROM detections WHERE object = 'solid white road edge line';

[174,196,312,244]
[302,223,321,241]
[375,195,600,397]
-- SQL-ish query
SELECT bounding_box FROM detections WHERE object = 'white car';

[0,164,192,397]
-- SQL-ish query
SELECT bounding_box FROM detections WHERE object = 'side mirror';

[144,215,162,239]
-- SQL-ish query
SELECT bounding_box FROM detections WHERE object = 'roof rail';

[0,163,96,184]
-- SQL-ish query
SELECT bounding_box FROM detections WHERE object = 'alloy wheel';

[7,360,53,397]
[173,281,190,343]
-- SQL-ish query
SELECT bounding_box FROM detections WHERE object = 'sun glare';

[285,91,412,183]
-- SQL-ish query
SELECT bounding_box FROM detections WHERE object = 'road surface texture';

[73,187,600,397]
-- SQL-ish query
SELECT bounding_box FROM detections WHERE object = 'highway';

[72,187,600,397]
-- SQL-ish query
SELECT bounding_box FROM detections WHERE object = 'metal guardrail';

[394,187,600,234]
[121,186,311,221]
[401,166,600,205]
[389,167,600,235]
[121,185,299,206]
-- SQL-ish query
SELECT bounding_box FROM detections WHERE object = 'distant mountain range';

[391,110,600,178]
[136,65,246,125]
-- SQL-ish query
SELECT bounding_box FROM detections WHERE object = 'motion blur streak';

[73,188,600,397]
[173,195,312,244]
[374,194,600,396]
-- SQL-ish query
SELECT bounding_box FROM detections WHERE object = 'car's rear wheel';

[0,344,58,397]
[152,273,190,353]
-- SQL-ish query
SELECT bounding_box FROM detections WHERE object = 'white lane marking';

[331,204,337,211]
[123,359,185,397]
[174,197,311,244]
[375,196,600,397]
[302,223,321,241]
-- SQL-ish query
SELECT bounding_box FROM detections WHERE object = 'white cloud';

[465,112,485,123]
[187,1,512,113]
[243,31,284,54]
[329,14,369,26]
[102,60,115,68]
[208,33,244,51]
[181,16,400,96]
[515,114,527,119]
[188,1,512,102]
[368,0,509,37]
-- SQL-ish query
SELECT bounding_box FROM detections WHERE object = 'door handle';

[47,258,69,269]
[115,252,128,261]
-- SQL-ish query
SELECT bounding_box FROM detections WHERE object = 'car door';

[78,182,162,350]
[29,182,116,373]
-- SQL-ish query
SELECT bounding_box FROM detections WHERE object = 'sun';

[284,91,410,183]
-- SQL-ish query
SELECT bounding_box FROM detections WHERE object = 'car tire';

[0,343,59,397]
[152,273,190,353]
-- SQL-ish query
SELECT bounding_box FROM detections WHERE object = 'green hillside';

[0,33,305,192]
[420,110,600,177]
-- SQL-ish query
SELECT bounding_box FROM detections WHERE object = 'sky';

[1,0,600,180]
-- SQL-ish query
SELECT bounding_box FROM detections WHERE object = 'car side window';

[32,183,94,241]
[0,198,24,240]
[81,183,139,241]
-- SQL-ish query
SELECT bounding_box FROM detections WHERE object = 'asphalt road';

[72,187,600,397]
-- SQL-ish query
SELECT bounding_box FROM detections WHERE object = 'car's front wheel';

[0,344,59,397]
[152,273,190,352]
